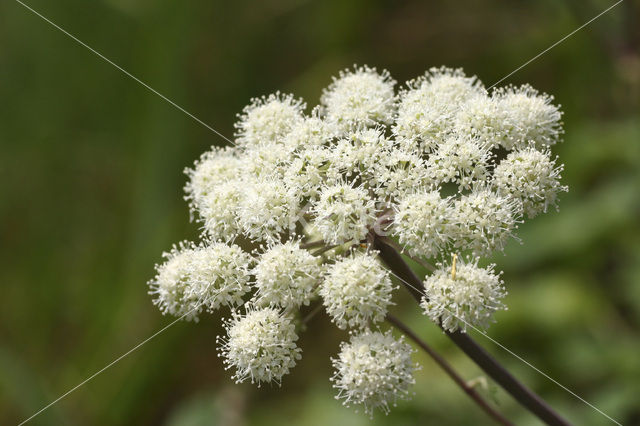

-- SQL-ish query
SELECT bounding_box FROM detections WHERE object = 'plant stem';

[377,236,436,271]
[387,314,513,426]
[301,240,325,250]
[311,244,338,257]
[302,303,323,325]
[373,236,571,426]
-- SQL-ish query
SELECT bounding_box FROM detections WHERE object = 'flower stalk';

[374,235,571,426]
[386,314,513,426]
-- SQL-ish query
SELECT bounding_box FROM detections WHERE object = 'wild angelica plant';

[148,65,568,421]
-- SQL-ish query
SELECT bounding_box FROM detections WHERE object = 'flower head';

[321,66,396,133]
[331,330,417,415]
[252,241,323,308]
[312,183,378,245]
[149,242,252,321]
[237,177,301,244]
[395,67,484,152]
[421,257,506,332]
[150,65,569,416]
[452,188,520,255]
[493,147,567,218]
[184,146,241,215]
[235,92,305,147]
[393,191,453,259]
[320,252,395,329]
[218,307,302,386]
[493,84,563,150]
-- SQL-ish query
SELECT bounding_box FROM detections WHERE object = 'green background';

[1,0,639,424]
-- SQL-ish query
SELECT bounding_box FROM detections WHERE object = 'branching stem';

[387,314,513,426]
[376,235,436,271]
[301,240,326,250]
[374,236,571,426]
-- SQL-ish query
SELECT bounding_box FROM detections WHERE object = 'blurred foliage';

[1,0,639,425]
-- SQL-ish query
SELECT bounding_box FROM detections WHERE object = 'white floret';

[454,93,506,149]
[320,252,396,329]
[283,145,331,198]
[218,307,302,386]
[312,183,378,245]
[184,146,241,215]
[372,147,433,201]
[395,67,485,153]
[331,330,417,415]
[241,142,294,179]
[325,127,393,186]
[252,241,323,308]
[237,177,301,244]
[199,179,243,242]
[282,113,335,151]
[493,84,563,150]
[321,65,396,133]
[392,191,453,259]
[493,147,567,218]
[148,243,202,321]
[421,257,506,332]
[148,242,252,321]
[426,134,493,190]
[235,92,306,147]
[188,243,253,312]
[452,188,520,255]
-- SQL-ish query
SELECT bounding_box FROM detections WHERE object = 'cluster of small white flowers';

[455,84,563,151]
[395,67,484,152]
[184,146,241,215]
[149,65,567,415]
[451,188,521,255]
[312,183,378,245]
[421,257,506,333]
[217,307,302,386]
[331,330,417,415]
[493,147,567,218]
[252,241,322,309]
[148,242,252,321]
[320,252,396,329]
[321,65,396,133]
[235,92,305,147]
[393,191,452,259]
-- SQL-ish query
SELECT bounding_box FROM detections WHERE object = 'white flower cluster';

[320,252,395,329]
[321,65,396,133]
[252,241,322,309]
[149,65,567,415]
[331,330,417,415]
[217,307,302,386]
[421,257,506,333]
[493,147,567,218]
[148,241,252,321]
